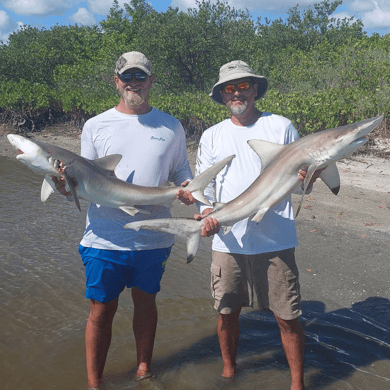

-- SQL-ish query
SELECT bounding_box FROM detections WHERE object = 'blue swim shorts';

[79,245,172,303]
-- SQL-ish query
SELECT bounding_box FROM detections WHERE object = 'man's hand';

[176,180,196,205]
[52,176,72,197]
[194,208,221,237]
[298,167,324,190]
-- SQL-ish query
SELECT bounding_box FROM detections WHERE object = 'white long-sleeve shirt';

[79,107,193,251]
[196,112,299,254]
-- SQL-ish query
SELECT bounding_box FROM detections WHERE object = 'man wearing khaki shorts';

[192,60,320,390]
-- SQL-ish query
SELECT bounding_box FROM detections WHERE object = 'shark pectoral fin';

[295,164,319,218]
[120,206,150,216]
[191,191,211,206]
[186,232,201,263]
[320,163,340,195]
[247,140,285,171]
[251,208,268,224]
[221,226,233,235]
[41,176,55,202]
[62,170,81,212]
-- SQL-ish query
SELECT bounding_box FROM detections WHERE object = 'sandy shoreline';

[1,130,390,235]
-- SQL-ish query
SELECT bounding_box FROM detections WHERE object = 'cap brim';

[117,65,152,76]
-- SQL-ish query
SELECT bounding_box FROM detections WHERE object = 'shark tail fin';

[186,155,235,205]
[319,163,340,195]
[123,218,201,263]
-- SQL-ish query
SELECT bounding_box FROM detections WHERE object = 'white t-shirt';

[196,112,299,254]
[79,107,193,251]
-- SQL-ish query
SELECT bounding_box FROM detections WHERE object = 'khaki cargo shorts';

[210,248,301,320]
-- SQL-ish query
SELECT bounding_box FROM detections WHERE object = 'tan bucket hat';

[210,60,268,104]
[115,51,152,76]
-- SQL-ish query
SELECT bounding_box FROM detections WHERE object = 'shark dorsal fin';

[247,140,285,171]
[92,154,122,173]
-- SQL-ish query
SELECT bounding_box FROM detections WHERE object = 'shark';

[123,115,384,263]
[7,134,235,215]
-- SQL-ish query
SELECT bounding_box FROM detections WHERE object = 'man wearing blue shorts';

[55,51,194,389]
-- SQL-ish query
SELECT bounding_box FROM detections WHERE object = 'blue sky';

[0,0,389,42]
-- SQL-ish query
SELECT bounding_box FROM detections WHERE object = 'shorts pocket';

[283,270,300,304]
[211,263,222,299]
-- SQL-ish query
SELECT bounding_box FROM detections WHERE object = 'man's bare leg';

[132,287,158,378]
[217,307,242,378]
[275,315,305,390]
[85,298,118,388]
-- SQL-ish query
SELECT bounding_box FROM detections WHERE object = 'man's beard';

[120,88,145,108]
[230,100,248,116]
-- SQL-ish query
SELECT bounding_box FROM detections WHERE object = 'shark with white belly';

[123,115,384,262]
[7,134,235,214]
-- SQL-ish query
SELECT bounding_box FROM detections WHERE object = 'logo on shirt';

[151,136,165,142]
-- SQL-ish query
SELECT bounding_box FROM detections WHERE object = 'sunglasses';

[118,71,148,83]
[222,82,251,94]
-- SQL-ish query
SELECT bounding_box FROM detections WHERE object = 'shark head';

[326,115,383,161]
[7,134,59,176]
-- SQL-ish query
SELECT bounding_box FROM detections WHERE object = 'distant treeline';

[0,0,389,137]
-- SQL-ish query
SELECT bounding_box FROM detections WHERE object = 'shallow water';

[1,155,390,390]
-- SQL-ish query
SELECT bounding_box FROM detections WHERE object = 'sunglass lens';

[119,72,147,82]
[223,82,250,93]
[224,85,235,93]
[238,82,250,91]
[120,73,132,82]
[135,72,147,81]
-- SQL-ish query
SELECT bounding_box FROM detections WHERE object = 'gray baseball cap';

[115,51,152,76]
[210,60,268,104]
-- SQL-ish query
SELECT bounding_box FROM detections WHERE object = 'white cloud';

[70,7,96,25]
[332,11,354,22]
[0,10,17,30]
[0,10,21,43]
[2,0,81,16]
[88,0,111,15]
[361,9,390,29]
[347,0,387,13]
[344,0,390,30]
[170,0,197,11]
[88,0,129,15]
[348,0,375,12]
